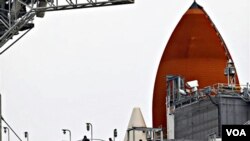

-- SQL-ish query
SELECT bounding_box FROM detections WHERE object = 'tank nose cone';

[189,0,203,9]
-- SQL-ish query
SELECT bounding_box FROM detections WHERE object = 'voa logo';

[226,129,246,136]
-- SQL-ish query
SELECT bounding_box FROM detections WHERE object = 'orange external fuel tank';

[152,1,239,132]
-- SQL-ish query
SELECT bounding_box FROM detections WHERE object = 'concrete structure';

[174,94,250,141]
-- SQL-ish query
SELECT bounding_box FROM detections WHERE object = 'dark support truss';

[0,0,134,54]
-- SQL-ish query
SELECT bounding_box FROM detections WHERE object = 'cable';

[1,116,23,141]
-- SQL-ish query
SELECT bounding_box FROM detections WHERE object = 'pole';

[3,127,10,141]
[69,130,71,141]
[86,123,93,141]
[7,128,9,141]
[62,129,71,141]
[24,132,29,141]
[90,124,93,141]
[113,129,117,141]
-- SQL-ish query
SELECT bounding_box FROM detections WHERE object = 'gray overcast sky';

[0,0,249,141]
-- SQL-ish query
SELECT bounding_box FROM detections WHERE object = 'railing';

[167,80,250,111]
[212,83,245,94]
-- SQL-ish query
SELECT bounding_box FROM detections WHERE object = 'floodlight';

[178,89,187,95]
[186,80,199,88]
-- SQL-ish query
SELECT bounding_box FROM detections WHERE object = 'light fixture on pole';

[113,129,117,141]
[62,129,71,141]
[3,127,10,141]
[86,123,93,141]
[24,131,29,141]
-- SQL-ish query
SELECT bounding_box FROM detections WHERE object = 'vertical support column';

[160,130,163,141]
[132,129,135,141]
[218,95,222,137]
[152,130,156,141]
[127,130,129,141]
[167,107,175,139]
[177,76,181,101]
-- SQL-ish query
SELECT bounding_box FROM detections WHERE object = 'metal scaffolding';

[0,0,134,54]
